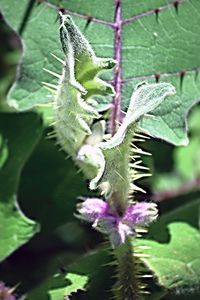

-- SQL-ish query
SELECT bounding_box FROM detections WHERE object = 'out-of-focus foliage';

[153,106,200,198]
[0,113,42,261]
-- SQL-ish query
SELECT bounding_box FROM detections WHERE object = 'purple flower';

[0,282,16,300]
[123,202,158,226]
[77,198,158,247]
[77,198,109,224]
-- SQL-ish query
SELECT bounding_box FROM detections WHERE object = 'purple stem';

[110,0,122,135]
[153,177,200,202]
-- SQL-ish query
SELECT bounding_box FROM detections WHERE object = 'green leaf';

[149,198,200,242]
[174,106,200,180]
[100,82,176,149]
[49,0,115,21]
[136,222,200,295]
[153,105,200,194]
[175,136,200,180]
[0,113,43,261]
[0,196,38,262]
[18,137,90,233]
[27,246,113,300]
[48,273,88,300]
[1,1,200,145]
[189,105,200,133]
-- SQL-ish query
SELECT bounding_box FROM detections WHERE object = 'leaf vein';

[121,67,200,83]
[42,0,115,27]
[122,0,188,25]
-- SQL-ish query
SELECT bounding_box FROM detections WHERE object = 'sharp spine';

[50,52,65,64]
[42,81,58,90]
[43,86,56,94]
[134,132,150,139]
[43,68,61,78]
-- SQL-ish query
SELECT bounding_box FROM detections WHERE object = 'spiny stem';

[111,0,122,135]
[106,128,134,215]
[114,238,143,300]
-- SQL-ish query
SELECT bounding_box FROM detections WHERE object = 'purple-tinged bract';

[0,282,16,300]
[77,198,158,247]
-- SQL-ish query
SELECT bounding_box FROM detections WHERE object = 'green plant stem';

[114,237,143,300]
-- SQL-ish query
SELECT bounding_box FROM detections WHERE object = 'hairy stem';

[111,0,122,135]
[114,238,143,300]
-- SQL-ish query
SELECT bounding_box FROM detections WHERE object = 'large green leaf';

[49,273,88,300]
[18,137,90,233]
[0,113,43,261]
[0,0,200,145]
[27,246,113,300]
[136,223,200,297]
[149,197,200,242]
[152,105,200,196]
[27,271,88,300]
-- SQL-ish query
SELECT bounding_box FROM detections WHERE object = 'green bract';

[52,13,115,160]
[89,83,176,213]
